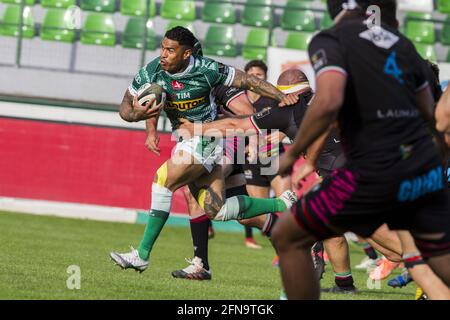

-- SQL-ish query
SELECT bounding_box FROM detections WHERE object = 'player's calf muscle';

[190,185,223,218]
[203,188,224,218]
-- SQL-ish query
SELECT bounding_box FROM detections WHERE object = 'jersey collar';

[166,56,195,78]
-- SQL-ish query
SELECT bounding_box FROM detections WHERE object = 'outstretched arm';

[279,72,346,175]
[178,117,256,138]
[290,126,333,188]
[436,87,450,133]
[305,127,333,165]
[416,86,450,152]
[231,69,298,106]
[225,93,255,116]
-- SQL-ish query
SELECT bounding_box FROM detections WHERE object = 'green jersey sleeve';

[203,60,236,88]
[128,57,161,96]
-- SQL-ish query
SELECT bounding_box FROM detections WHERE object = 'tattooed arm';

[119,89,162,122]
[231,69,298,106]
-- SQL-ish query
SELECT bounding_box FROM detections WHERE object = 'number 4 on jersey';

[384,51,404,85]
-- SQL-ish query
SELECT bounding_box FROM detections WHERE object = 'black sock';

[245,226,253,238]
[335,272,354,287]
[262,213,279,238]
[363,243,378,260]
[190,215,210,270]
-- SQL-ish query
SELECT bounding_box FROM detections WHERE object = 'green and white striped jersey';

[129,55,236,130]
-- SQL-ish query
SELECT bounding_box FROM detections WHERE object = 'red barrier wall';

[0,118,189,213]
[0,118,319,213]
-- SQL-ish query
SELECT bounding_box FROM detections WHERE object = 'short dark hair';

[164,26,198,48]
[244,60,268,74]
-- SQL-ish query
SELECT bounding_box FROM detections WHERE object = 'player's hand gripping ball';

[137,83,167,108]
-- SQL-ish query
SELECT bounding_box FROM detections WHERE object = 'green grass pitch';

[0,211,417,300]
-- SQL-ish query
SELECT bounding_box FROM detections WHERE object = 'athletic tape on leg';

[214,197,240,221]
[151,183,173,213]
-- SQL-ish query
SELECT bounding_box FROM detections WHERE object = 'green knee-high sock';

[137,210,169,260]
[237,196,287,219]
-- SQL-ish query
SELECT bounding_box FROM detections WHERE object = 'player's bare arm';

[416,86,450,152]
[278,72,346,176]
[436,86,450,133]
[231,69,298,106]
[119,89,162,122]
[225,93,255,115]
[292,128,331,188]
[145,116,161,156]
[178,117,256,138]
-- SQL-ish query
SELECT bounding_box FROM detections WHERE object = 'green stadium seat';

[81,0,115,13]
[441,20,450,45]
[243,28,273,60]
[405,20,435,44]
[40,9,76,42]
[320,13,333,29]
[165,20,195,35]
[446,49,450,62]
[202,2,236,24]
[281,8,315,31]
[1,0,36,5]
[413,42,437,61]
[284,32,313,50]
[246,0,272,4]
[41,0,76,9]
[161,0,196,21]
[283,0,312,9]
[80,13,116,46]
[122,17,156,50]
[438,0,450,14]
[241,5,273,28]
[0,5,34,38]
[405,12,432,20]
[204,25,237,57]
[120,0,156,17]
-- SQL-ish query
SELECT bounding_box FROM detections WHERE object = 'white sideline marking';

[0,197,188,224]
[0,197,138,223]
[0,101,145,129]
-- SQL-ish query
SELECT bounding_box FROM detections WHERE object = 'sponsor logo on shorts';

[398,166,444,202]
[244,169,253,179]
[226,88,240,96]
[254,107,271,119]
[165,97,207,111]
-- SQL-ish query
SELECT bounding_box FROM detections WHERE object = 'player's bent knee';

[271,217,297,252]
[238,218,252,227]
[272,213,315,252]
[324,236,347,247]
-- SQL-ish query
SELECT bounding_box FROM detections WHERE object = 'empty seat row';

[0,9,316,62]
[0,0,333,31]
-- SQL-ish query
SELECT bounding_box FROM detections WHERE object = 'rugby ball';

[137,83,166,107]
